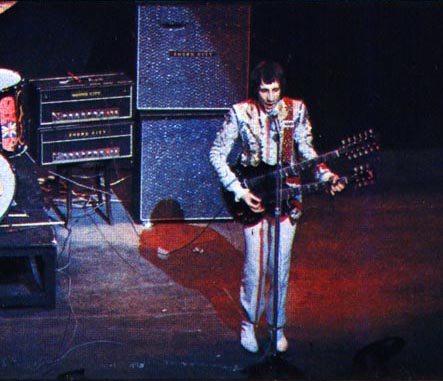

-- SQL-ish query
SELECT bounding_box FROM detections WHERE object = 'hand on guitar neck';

[328,174,346,196]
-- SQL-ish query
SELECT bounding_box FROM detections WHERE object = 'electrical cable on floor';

[28,222,78,377]
[67,170,132,188]
[18,154,179,377]
[55,225,73,272]
[53,273,78,361]
[11,110,137,377]
[31,197,137,377]
[143,203,230,259]
[47,169,113,197]
[40,169,143,274]
[43,163,131,200]
[27,218,126,380]
[86,210,145,276]
[51,196,108,221]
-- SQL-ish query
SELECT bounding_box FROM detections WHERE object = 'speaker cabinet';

[138,113,240,223]
[136,3,250,111]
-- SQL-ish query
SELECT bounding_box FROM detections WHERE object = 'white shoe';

[276,329,288,353]
[240,321,259,353]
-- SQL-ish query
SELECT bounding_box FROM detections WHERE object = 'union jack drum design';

[0,68,23,152]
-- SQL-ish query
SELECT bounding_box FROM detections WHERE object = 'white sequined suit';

[210,97,334,328]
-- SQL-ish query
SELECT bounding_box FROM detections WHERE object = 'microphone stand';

[244,115,302,379]
[270,116,282,357]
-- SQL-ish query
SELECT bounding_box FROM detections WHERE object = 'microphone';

[268,108,281,139]
[268,108,278,118]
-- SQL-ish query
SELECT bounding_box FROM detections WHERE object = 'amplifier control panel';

[51,107,121,123]
[52,147,121,163]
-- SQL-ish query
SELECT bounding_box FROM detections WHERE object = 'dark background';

[0,0,442,151]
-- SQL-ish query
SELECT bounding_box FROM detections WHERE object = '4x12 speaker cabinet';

[138,113,240,223]
[136,3,250,111]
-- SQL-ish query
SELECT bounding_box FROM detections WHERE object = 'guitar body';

[222,162,302,225]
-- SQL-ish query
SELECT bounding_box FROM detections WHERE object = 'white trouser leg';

[240,218,269,324]
[240,217,297,327]
[266,217,297,327]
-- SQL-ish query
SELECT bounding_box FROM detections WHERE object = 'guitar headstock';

[341,129,380,160]
[352,163,375,188]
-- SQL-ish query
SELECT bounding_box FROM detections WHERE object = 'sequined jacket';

[209,97,334,202]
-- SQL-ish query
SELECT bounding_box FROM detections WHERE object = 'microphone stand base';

[243,352,304,380]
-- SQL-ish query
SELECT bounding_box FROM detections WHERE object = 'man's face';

[258,80,281,113]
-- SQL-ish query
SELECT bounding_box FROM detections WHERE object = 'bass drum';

[0,68,24,153]
[0,153,15,222]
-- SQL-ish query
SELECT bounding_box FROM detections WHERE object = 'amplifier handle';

[160,22,187,30]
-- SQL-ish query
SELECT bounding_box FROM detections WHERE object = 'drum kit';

[0,68,25,223]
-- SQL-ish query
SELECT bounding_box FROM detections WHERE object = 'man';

[210,61,345,353]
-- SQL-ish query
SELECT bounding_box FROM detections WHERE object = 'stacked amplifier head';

[29,73,133,165]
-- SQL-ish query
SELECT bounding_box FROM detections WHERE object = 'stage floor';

[0,151,442,380]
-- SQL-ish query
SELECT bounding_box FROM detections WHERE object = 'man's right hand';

[240,191,265,213]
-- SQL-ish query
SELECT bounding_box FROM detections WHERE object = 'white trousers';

[240,217,297,328]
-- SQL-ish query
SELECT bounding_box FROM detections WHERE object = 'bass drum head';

[0,153,15,222]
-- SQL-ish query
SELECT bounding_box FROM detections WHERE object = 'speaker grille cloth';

[139,115,240,222]
[136,4,250,110]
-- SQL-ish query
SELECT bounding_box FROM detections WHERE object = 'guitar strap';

[281,100,302,214]
[280,98,296,165]
[281,127,293,164]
